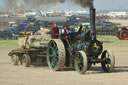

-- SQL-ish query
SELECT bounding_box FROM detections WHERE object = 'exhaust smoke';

[2,0,94,11]
[23,0,94,8]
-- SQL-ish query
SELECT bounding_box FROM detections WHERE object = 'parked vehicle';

[115,26,128,40]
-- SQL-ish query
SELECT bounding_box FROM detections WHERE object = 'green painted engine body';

[58,28,103,59]
[72,42,88,53]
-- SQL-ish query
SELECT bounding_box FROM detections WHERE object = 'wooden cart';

[8,47,47,67]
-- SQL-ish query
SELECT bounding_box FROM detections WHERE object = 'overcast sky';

[94,0,128,11]
[0,0,128,11]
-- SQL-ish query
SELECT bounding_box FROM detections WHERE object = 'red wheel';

[120,30,128,40]
[115,31,120,39]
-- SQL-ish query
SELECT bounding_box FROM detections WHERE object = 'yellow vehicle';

[19,31,33,35]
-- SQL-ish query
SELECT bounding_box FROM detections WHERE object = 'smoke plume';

[3,0,17,10]
[23,0,94,8]
[2,0,94,11]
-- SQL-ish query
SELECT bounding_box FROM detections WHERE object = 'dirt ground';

[0,41,128,85]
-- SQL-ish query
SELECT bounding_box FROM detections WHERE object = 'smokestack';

[90,7,96,41]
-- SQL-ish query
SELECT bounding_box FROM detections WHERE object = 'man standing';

[51,24,59,39]
[61,25,70,34]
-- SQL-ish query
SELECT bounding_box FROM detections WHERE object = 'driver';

[80,25,91,40]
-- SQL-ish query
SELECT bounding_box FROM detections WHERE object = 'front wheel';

[74,51,88,74]
[101,49,115,72]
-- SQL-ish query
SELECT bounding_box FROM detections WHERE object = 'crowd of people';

[50,23,90,39]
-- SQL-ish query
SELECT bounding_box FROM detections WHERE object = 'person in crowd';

[51,23,59,39]
[61,25,70,34]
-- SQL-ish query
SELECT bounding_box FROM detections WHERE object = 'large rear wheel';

[101,49,115,72]
[47,39,66,71]
[74,51,88,74]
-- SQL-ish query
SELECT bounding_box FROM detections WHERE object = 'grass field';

[0,35,127,48]
[0,40,18,48]
[97,35,128,48]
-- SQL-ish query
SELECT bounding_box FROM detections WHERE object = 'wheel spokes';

[101,50,115,72]
[76,54,84,71]
[48,41,59,69]
[121,32,128,40]
[105,52,111,64]
[51,57,58,68]
[106,64,110,69]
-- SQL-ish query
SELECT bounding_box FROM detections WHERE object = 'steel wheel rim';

[75,53,84,72]
[104,52,111,69]
[101,50,115,72]
[48,40,59,70]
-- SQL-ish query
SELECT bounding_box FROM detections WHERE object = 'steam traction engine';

[47,7,115,74]
[115,26,128,40]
